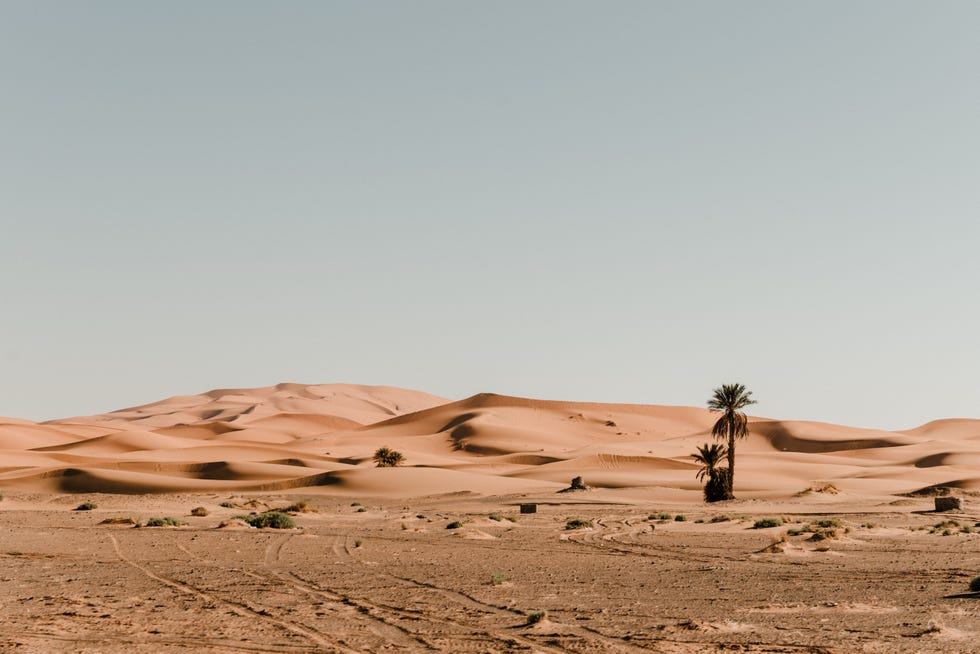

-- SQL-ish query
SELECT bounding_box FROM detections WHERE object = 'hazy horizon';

[2,2,977,429]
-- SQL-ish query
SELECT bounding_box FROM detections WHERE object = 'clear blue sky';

[1,2,977,428]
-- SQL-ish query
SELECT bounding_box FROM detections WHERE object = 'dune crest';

[0,385,976,497]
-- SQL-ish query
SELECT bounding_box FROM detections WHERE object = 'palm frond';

[707,383,757,412]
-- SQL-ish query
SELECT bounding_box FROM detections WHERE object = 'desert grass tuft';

[753,517,784,529]
[75,501,98,511]
[99,517,136,525]
[282,500,316,513]
[565,518,593,530]
[145,516,186,527]
[236,511,295,529]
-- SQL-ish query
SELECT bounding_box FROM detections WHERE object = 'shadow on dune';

[752,420,909,454]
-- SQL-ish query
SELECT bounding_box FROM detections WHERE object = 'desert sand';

[1,383,978,652]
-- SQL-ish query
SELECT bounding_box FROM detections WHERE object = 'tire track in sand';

[179,538,428,650]
[108,534,351,654]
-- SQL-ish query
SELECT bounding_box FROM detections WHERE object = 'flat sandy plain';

[1,384,978,653]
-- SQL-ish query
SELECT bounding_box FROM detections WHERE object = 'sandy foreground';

[1,383,978,652]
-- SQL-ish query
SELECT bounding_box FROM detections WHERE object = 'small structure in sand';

[935,496,962,512]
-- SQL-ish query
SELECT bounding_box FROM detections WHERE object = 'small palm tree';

[691,442,729,502]
[692,442,727,482]
[707,383,756,500]
[372,447,405,468]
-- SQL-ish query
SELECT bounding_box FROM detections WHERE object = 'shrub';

[282,500,315,513]
[446,521,463,529]
[674,515,687,522]
[145,517,185,527]
[489,572,509,586]
[709,515,732,523]
[970,576,980,592]
[356,507,367,513]
[526,610,547,625]
[190,507,209,517]
[373,447,405,467]
[236,512,295,529]
[694,519,705,523]
[813,518,842,528]
[488,513,504,521]
[99,517,136,525]
[565,518,593,530]
[861,522,876,529]
[351,502,362,507]
[703,467,731,503]
[753,518,784,529]
[353,539,362,548]
[220,501,235,508]
[75,501,97,511]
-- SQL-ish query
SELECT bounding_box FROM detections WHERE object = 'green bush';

[674,515,686,522]
[356,507,367,513]
[709,515,732,523]
[220,501,235,508]
[753,518,784,529]
[565,518,593,530]
[190,506,209,517]
[446,521,463,529]
[813,518,842,528]
[75,501,98,511]
[970,576,980,592]
[236,511,295,529]
[489,572,509,586]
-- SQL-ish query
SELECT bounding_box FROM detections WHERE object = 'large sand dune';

[1,383,977,497]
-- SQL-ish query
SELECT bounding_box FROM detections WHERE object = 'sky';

[1,2,977,429]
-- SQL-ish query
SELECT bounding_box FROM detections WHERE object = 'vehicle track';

[108,534,350,653]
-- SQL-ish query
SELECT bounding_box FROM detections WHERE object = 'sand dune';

[0,384,977,498]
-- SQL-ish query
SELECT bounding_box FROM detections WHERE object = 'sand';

[0,383,978,652]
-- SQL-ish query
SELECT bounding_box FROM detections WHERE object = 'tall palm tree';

[708,383,756,499]
[691,442,729,502]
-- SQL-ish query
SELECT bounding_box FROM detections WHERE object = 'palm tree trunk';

[727,424,736,499]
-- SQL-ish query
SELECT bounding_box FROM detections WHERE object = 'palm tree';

[707,383,756,500]
[691,442,727,483]
[372,447,405,468]
[691,442,729,502]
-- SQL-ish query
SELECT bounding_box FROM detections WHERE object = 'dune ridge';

[0,384,977,497]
